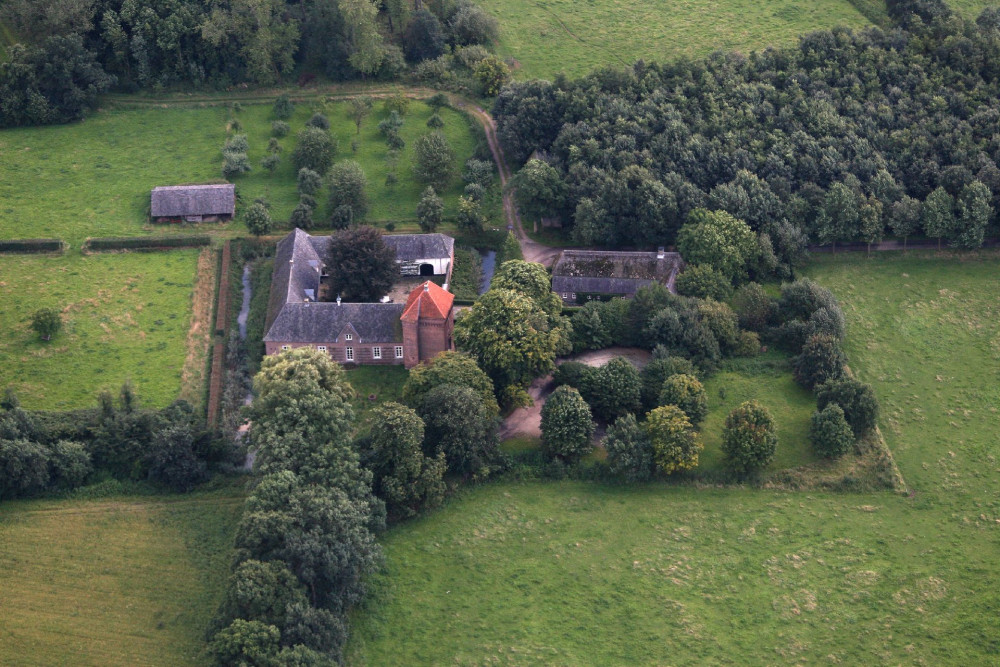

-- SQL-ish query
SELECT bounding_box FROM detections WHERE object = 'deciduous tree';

[721,400,777,475]
[324,226,396,302]
[540,385,594,464]
[644,405,701,474]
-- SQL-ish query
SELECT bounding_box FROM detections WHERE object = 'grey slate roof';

[266,228,446,344]
[383,233,454,261]
[551,249,683,295]
[150,184,235,218]
[264,302,404,343]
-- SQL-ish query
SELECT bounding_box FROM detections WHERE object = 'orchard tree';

[328,160,369,221]
[810,404,854,457]
[658,373,707,425]
[721,400,777,475]
[540,385,594,464]
[454,288,561,401]
[348,97,374,134]
[414,131,454,191]
[603,414,655,482]
[402,351,499,418]
[297,167,322,196]
[365,402,446,518]
[644,405,701,474]
[292,127,337,175]
[416,186,444,232]
[273,94,294,120]
[30,308,62,341]
[676,209,758,282]
[244,202,273,237]
[456,195,485,232]
[325,226,396,302]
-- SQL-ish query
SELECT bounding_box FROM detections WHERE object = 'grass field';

[346,252,1000,664]
[0,100,480,244]
[479,0,873,80]
[699,352,818,473]
[0,484,244,666]
[0,250,202,410]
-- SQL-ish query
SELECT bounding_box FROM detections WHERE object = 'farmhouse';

[263,229,455,368]
[551,249,683,305]
[150,184,236,222]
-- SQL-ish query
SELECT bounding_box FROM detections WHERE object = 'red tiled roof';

[400,281,454,322]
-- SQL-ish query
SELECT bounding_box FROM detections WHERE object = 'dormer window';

[345,333,353,341]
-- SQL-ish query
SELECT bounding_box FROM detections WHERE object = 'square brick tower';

[400,281,455,368]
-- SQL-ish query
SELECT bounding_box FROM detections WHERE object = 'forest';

[495,0,1000,255]
[0,0,501,126]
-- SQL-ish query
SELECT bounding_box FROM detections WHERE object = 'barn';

[150,184,236,222]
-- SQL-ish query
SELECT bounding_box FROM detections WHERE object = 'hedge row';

[207,340,225,429]
[215,241,232,335]
[0,238,66,254]
[83,235,211,252]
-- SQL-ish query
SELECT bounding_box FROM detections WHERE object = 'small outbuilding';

[150,184,236,222]
[551,248,683,304]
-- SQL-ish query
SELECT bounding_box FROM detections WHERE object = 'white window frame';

[346,346,354,361]
[345,333,353,341]
[373,346,381,359]
[395,346,404,359]
[571,293,577,300]
[317,345,327,352]
[281,345,290,351]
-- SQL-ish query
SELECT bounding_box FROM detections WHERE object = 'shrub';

[793,334,846,390]
[271,120,290,137]
[0,439,50,498]
[297,167,323,196]
[0,239,64,254]
[644,405,701,474]
[778,279,840,323]
[292,127,337,175]
[540,386,594,464]
[658,374,708,425]
[552,361,596,391]
[244,202,273,237]
[604,414,655,482]
[307,112,330,130]
[83,236,211,252]
[721,400,778,475]
[273,94,294,120]
[731,282,774,332]
[676,265,733,301]
[450,4,500,46]
[474,54,511,97]
[222,150,251,179]
[696,300,740,354]
[816,377,880,438]
[426,113,444,129]
[47,440,92,489]
[733,330,761,357]
[810,404,854,458]
[416,186,444,232]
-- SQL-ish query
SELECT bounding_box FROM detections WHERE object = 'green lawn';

[0,100,480,244]
[479,0,873,80]
[345,365,410,424]
[0,485,244,666]
[346,252,1000,664]
[699,352,818,473]
[0,251,201,410]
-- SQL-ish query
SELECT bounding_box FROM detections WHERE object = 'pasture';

[0,250,204,410]
[346,252,1000,664]
[0,99,481,244]
[478,0,873,80]
[0,486,243,667]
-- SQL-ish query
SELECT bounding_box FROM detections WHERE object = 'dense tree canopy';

[324,226,396,303]
[494,10,1000,251]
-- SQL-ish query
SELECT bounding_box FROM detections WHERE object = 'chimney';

[424,282,429,292]
[336,295,341,306]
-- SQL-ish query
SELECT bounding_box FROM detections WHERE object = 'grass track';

[0,251,201,410]
[480,0,873,79]
[0,486,244,666]
[347,253,1000,665]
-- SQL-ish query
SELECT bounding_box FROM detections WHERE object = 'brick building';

[263,229,455,368]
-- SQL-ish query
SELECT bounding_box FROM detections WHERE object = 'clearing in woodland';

[346,253,1000,664]
[478,0,873,80]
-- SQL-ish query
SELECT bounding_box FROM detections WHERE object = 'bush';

[721,400,777,475]
[271,120,290,138]
[810,404,854,458]
[328,160,369,221]
[696,300,740,354]
[292,127,337,175]
[83,236,211,251]
[540,386,594,464]
[733,330,761,357]
[816,377,880,438]
[47,440,92,489]
[273,94,294,120]
[222,150,251,179]
[450,4,500,46]
[0,438,50,499]
[604,414,655,482]
[793,334,846,390]
[731,282,775,332]
[658,374,708,425]
[307,112,330,130]
[644,405,701,474]
[552,361,596,391]
[778,279,840,323]
[0,239,64,254]
[244,202,273,237]
[585,357,641,422]
[297,167,323,197]
[146,422,208,492]
[676,265,733,301]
